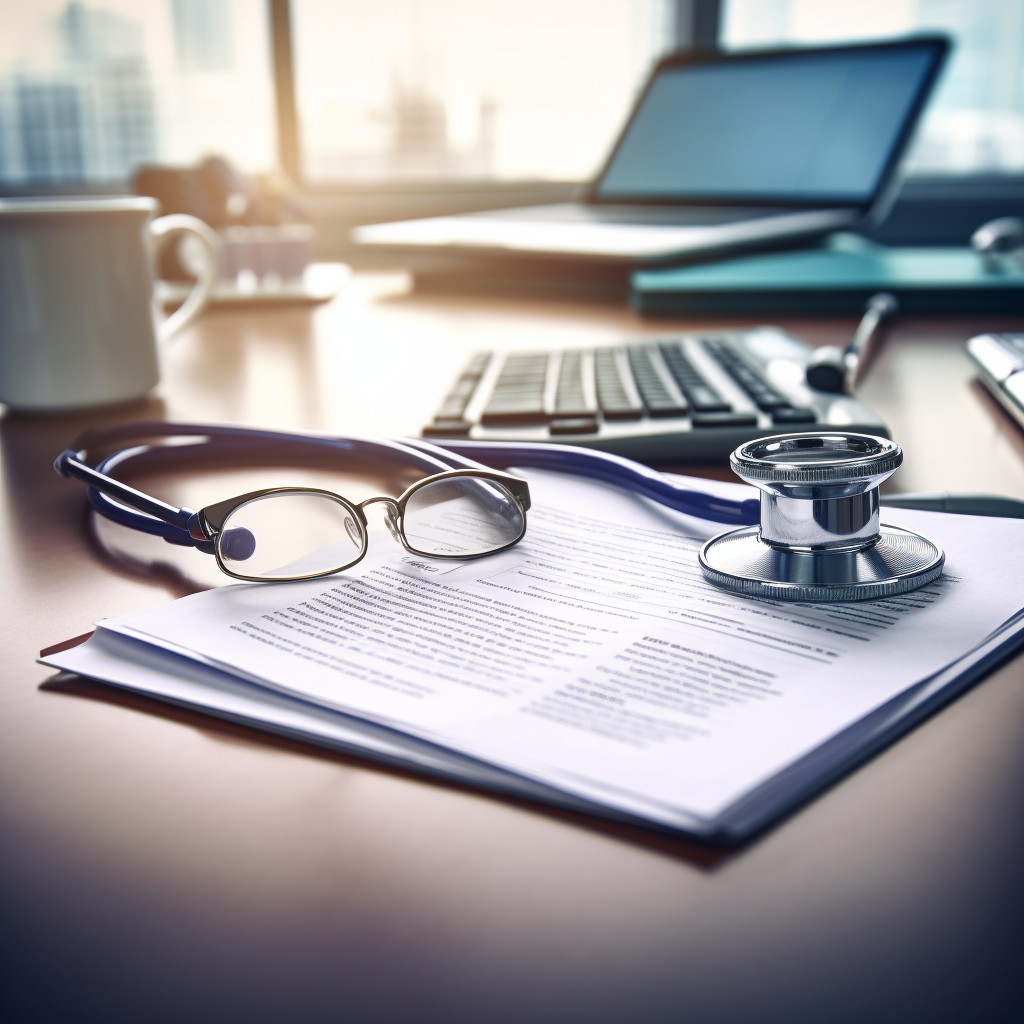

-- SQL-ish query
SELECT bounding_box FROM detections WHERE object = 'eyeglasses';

[201,470,529,582]
[55,428,531,584]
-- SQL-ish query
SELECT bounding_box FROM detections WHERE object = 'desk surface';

[2,276,1022,1023]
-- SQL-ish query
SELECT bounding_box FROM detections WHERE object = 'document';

[45,470,1024,838]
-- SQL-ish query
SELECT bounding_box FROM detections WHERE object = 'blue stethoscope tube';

[55,423,760,554]
[407,437,760,526]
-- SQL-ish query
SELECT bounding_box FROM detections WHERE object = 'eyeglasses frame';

[200,467,530,582]
[55,439,531,585]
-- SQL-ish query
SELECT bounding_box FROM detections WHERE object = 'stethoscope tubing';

[59,423,761,555]
[411,437,759,526]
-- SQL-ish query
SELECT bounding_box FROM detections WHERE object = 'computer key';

[550,417,599,435]
[691,411,758,428]
[657,342,731,413]
[596,348,643,419]
[481,353,551,425]
[422,419,473,437]
[627,346,688,417]
[771,406,816,424]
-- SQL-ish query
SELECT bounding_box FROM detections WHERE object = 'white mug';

[0,196,218,411]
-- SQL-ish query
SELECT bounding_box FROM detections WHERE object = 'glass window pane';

[722,0,1024,176]
[292,0,673,182]
[0,0,276,185]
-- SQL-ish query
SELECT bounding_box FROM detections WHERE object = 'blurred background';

[2,0,1024,256]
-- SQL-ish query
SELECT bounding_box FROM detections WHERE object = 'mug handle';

[149,214,220,344]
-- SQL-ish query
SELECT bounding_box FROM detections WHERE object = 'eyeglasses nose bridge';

[358,496,402,540]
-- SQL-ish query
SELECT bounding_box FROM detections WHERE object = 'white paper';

[51,625,616,818]
[70,469,1024,832]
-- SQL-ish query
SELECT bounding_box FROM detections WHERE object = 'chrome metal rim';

[699,524,944,602]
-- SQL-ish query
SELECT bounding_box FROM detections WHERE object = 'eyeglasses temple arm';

[54,449,210,548]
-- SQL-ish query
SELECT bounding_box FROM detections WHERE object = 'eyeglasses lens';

[403,476,525,556]
[218,492,365,580]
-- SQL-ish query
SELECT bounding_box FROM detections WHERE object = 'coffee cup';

[0,196,218,411]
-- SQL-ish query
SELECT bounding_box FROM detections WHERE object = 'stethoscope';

[441,431,945,602]
[57,421,961,603]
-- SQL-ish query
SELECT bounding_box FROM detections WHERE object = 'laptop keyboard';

[422,330,886,462]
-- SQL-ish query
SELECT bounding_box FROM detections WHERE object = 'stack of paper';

[43,470,1024,842]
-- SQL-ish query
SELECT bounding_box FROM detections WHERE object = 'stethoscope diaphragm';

[699,433,944,602]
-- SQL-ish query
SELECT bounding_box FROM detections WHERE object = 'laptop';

[353,37,949,283]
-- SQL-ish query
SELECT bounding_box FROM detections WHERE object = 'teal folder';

[631,235,1024,316]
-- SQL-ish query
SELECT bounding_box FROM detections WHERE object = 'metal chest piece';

[699,433,944,602]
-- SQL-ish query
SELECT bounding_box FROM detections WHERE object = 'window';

[722,0,1024,176]
[291,0,673,183]
[4,0,1023,192]
[0,0,276,184]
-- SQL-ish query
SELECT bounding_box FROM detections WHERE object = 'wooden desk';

[2,276,1022,1022]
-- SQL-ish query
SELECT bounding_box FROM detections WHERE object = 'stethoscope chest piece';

[699,433,944,602]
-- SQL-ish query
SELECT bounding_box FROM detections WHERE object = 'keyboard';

[423,327,889,462]
[966,333,1024,432]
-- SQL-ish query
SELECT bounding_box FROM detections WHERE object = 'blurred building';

[172,0,233,72]
[0,2,155,183]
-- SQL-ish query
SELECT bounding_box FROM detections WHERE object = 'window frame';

[2,0,1020,256]
[273,0,723,199]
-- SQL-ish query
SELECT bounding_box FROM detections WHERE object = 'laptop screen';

[594,40,946,207]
